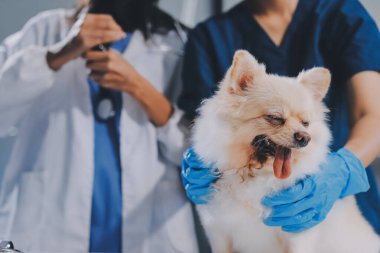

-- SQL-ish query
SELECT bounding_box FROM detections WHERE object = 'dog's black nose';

[294,131,311,147]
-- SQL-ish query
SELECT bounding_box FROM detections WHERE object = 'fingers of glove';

[183,147,213,170]
[185,184,213,205]
[268,194,318,218]
[187,169,219,185]
[282,216,321,233]
[262,177,315,207]
[182,164,218,185]
[264,208,317,227]
[181,155,219,186]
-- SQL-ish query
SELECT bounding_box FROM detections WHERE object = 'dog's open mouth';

[251,135,292,179]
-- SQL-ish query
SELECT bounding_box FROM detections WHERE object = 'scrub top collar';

[233,0,316,54]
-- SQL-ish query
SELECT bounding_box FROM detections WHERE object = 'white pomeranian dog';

[192,50,380,253]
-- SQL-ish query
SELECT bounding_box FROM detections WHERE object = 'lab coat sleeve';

[0,47,55,136]
[156,57,190,167]
[0,10,69,136]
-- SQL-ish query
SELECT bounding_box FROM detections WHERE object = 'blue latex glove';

[181,147,220,204]
[263,148,370,233]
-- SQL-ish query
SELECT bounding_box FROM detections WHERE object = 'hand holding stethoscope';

[84,48,141,95]
[46,14,126,71]
[47,4,184,124]
[85,40,139,121]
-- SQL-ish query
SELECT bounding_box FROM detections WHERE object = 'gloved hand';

[262,148,370,233]
[181,147,220,204]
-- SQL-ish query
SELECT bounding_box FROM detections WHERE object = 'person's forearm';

[345,114,380,168]
[46,48,75,71]
[344,71,380,168]
[127,76,173,127]
[84,49,173,126]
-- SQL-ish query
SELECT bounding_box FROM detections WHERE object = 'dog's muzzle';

[251,135,276,163]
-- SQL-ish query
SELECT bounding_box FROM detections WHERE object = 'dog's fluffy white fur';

[192,50,380,253]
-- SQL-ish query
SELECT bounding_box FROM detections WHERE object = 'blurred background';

[0,0,378,40]
[0,0,379,179]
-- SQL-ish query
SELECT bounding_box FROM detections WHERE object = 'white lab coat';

[0,9,198,253]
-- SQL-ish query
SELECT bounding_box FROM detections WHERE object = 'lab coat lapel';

[124,30,146,63]
[119,30,148,149]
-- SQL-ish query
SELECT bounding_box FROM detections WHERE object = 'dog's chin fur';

[192,50,380,253]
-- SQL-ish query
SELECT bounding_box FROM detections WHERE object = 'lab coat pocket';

[159,179,198,253]
[11,171,45,248]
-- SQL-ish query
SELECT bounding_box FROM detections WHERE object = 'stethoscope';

[96,95,117,121]
[91,84,118,122]
[89,37,129,122]
[92,20,186,121]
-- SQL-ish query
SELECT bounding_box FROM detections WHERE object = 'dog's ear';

[297,67,331,101]
[227,50,266,94]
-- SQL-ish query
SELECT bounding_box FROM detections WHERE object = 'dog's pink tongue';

[273,147,292,179]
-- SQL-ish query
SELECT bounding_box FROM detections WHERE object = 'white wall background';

[0,0,215,41]
[0,0,378,41]
[222,0,380,24]
[0,0,379,172]
[0,0,75,42]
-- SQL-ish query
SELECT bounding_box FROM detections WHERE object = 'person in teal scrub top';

[180,0,380,236]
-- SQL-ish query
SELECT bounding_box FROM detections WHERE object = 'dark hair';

[89,0,185,39]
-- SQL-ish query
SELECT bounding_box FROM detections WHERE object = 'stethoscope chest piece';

[97,98,115,121]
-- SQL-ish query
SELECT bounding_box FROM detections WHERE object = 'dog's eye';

[302,121,310,127]
[265,115,285,126]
